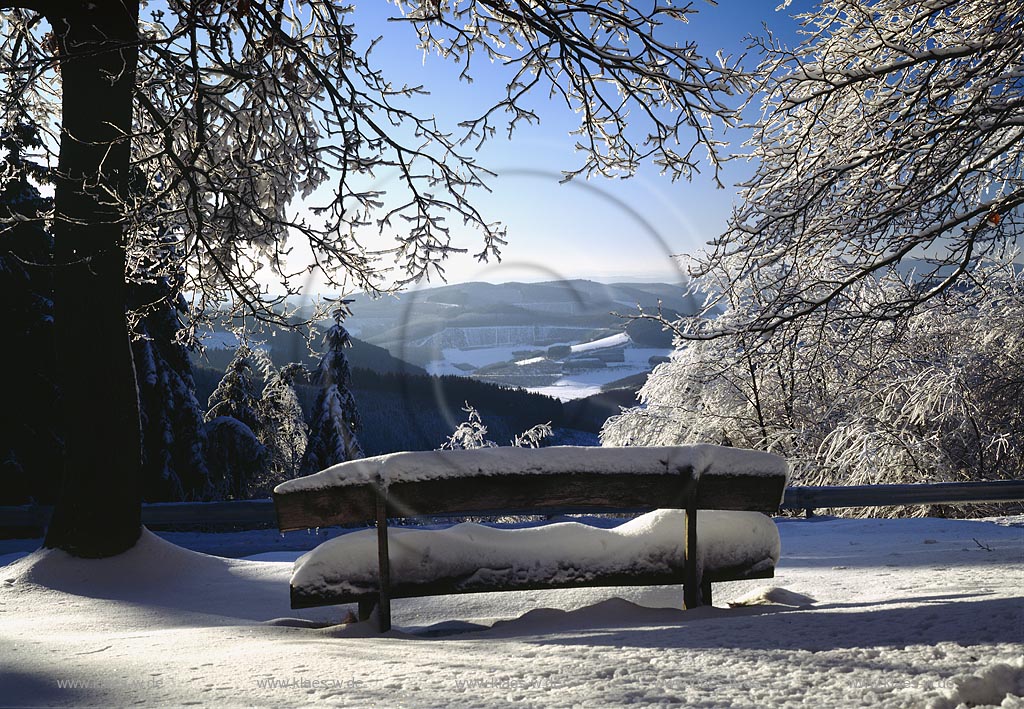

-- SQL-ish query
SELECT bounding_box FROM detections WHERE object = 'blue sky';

[293,1,814,290]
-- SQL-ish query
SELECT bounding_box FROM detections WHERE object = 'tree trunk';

[43,1,143,557]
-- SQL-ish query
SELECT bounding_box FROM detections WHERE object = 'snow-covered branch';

[685,0,1024,335]
[2,0,744,334]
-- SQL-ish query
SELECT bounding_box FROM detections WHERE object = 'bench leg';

[701,578,712,607]
[375,488,392,633]
[358,597,377,622]
[683,502,704,609]
[377,599,392,633]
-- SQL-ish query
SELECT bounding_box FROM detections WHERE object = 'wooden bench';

[273,445,789,631]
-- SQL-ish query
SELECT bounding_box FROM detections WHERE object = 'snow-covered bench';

[273,446,789,631]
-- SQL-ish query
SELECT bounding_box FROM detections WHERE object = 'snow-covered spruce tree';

[205,344,263,434]
[202,344,268,499]
[3,1,743,555]
[130,279,211,501]
[203,416,268,501]
[302,306,364,474]
[255,362,308,494]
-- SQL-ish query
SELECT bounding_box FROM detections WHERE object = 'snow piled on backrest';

[275,445,788,494]
[290,509,781,598]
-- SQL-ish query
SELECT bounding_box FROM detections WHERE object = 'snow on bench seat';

[291,509,780,602]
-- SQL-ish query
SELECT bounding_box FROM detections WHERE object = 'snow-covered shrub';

[603,263,1024,517]
[513,422,555,448]
[813,270,1024,497]
[442,403,553,450]
[441,403,498,450]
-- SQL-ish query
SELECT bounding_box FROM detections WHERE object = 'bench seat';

[290,509,780,609]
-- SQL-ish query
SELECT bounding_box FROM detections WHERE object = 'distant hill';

[339,279,697,351]
[193,323,427,377]
[562,386,643,434]
[311,280,695,378]
[190,279,690,450]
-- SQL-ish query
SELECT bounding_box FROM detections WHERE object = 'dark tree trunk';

[43,0,143,557]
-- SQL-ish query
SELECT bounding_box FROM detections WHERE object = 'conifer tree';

[131,279,211,501]
[257,362,308,492]
[203,343,267,499]
[302,304,364,474]
[205,343,263,433]
[203,416,268,500]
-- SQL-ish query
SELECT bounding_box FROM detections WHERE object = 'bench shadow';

[524,594,1019,651]
[451,595,1024,652]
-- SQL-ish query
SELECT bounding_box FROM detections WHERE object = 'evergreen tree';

[130,279,211,501]
[257,362,308,493]
[2,123,212,505]
[302,304,364,474]
[203,416,268,501]
[0,122,61,504]
[202,344,267,499]
[205,343,263,433]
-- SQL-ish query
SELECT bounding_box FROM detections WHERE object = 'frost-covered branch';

[604,261,1024,514]
[684,0,1024,337]
[393,0,747,185]
[2,0,744,337]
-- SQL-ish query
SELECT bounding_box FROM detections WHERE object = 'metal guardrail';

[0,500,277,533]
[2,480,1022,533]
[780,479,1024,516]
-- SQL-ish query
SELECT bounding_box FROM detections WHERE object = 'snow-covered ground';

[529,377,608,400]
[1,515,1021,708]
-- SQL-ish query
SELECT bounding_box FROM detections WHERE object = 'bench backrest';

[274,446,788,532]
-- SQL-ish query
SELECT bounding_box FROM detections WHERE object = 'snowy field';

[528,345,672,401]
[1,515,1022,708]
[423,332,672,402]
